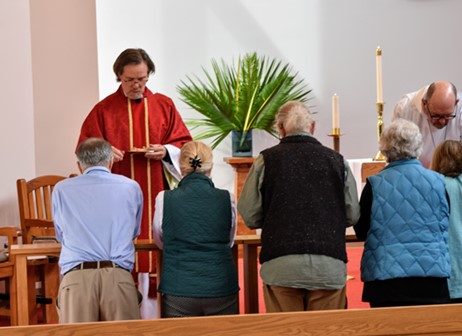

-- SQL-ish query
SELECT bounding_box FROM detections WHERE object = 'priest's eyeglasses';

[427,110,456,121]
[121,76,149,85]
[423,100,457,121]
[429,113,456,121]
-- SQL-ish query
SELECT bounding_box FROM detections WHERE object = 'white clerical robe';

[392,85,462,168]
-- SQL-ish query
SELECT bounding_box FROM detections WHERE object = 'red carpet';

[238,245,368,313]
[346,245,369,309]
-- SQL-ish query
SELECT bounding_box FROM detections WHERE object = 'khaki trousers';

[263,284,346,312]
[57,267,140,323]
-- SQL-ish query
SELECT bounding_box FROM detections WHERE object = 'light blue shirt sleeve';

[133,185,143,238]
[52,187,64,243]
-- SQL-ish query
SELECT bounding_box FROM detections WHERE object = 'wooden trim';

[22,219,53,228]
[9,236,362,325]
[361,161,386,182]
[223,157,255,166]
[3,304,462,335]
[223,157,256,235]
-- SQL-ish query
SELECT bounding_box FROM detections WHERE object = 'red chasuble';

[78,86,192,273]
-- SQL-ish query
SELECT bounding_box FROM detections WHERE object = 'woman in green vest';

[153,141,239,317]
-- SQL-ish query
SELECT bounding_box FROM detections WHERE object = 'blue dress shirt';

[52,166,143,274]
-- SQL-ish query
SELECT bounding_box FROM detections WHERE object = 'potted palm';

[177,52,312,156]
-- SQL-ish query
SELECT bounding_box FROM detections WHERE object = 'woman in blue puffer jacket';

[354,119,450,307]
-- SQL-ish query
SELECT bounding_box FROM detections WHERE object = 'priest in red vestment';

[77,48,192,274]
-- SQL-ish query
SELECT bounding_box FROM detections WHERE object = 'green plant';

[177,52,312,148]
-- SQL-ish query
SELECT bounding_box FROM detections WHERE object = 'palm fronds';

[178,52,312,148]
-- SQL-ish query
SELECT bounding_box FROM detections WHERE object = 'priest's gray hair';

[275,101,315,135]
[379,119,423,162]
[77,137,113,170]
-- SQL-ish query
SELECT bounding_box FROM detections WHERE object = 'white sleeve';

[162,144,182,182]
[153,191,165,249]
[393,88,426,123]
[393,95,412,121]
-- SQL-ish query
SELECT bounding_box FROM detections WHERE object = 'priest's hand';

[111,146,125,162]
[145,144,166,160]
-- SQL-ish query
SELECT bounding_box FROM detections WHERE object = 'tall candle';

[376,46,383,102]
[332,93,340,130]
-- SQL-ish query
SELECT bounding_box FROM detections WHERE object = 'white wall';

[1,0,462,227]
[0,0,35,227]
[95,0,462,191]
[95,0,321,190]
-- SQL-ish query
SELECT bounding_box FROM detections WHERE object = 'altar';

[224,156,386,235]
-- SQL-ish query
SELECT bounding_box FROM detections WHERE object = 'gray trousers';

[162,293,238,317]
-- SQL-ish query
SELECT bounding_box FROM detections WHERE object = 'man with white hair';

[393,80,462,168]
[238,101,360,312]
[52,137,143,323]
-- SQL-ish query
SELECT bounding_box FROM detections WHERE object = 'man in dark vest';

[238,101,360,312]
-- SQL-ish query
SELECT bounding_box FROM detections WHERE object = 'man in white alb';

[392,81,462,168]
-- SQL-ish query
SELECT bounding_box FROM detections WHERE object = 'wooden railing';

[9,235,361,325]
[3,304,462,335]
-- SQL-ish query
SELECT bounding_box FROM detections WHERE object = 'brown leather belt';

[64,260,129,275]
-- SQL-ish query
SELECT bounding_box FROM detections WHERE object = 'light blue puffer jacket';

[361,159,450,282]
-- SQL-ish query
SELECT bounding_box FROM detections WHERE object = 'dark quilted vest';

[260,135,347,263]
[159,173,239,297]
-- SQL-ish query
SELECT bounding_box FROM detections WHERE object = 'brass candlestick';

[328,128,342,153]
[374,102,386,161]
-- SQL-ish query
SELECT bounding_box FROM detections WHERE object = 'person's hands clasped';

[145,144,166,160]
[111,146,125,162]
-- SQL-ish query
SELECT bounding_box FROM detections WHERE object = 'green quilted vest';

[159,173,239,297]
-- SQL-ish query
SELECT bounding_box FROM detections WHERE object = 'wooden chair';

[16,176,67,244]
[0,227,22,325]
[16,175,67,324]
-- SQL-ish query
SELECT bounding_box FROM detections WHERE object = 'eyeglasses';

[121,76,149,85]
[429,114,456,121]
[423,101,457,121]
[428,111,456,122]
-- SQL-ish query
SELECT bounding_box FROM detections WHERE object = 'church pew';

[3,304,462,336]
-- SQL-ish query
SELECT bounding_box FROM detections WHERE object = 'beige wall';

[0,0,35,227]
[0,0,98,227]
[30,0,99,176]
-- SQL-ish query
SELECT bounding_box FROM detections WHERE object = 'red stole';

[78,86,192,272]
